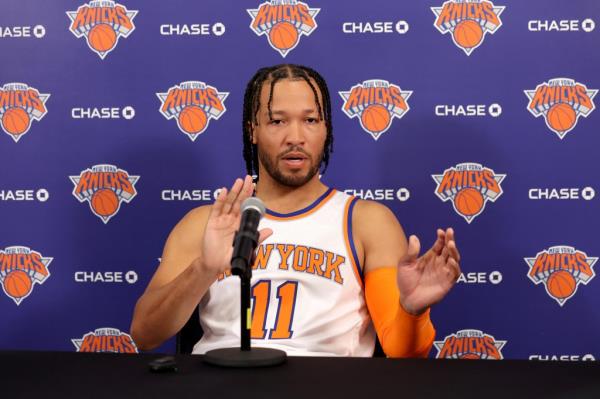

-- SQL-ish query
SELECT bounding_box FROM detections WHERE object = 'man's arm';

[130,176,271,350]
[130,205,213,351]
[353,199,460,357]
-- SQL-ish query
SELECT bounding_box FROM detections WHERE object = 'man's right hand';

[196,175,273,277]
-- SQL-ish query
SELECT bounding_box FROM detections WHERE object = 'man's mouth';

[281,152,308,167]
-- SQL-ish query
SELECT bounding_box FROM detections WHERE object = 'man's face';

[251,78,327,187]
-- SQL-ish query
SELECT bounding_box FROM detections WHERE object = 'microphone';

[231,197,266,276]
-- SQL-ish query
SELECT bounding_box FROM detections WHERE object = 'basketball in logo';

[454,188,484,217]
[361,105,391,134]
[546,103,576,133]
[3,270,33,299]
[269,21,299,51]
[87,23,117,52]
[178,106,208,134]
[2,108,30,135]
[91,189,119,217]
[453,20,483,49]
[546,270,576,299]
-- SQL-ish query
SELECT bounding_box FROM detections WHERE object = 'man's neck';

[255,174,328,214]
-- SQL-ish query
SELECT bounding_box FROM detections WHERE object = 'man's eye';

[269,119,282,125]
[306,118,318,124]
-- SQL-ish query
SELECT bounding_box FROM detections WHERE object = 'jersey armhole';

[343,196,364,287]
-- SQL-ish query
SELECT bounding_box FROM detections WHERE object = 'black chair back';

[175,307,203,354]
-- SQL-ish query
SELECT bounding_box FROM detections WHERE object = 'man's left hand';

[396,228,461,315]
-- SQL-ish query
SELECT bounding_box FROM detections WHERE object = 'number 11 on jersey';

[250,280,299,340]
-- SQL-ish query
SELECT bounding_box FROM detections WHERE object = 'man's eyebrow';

[268,109,318,115]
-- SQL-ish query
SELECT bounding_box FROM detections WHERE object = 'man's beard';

[258,146,323,187]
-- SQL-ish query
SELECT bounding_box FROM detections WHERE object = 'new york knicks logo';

[67,1,137,59]
[0,246,52,306]
[70,164,139,223]
[431,0,504,55]
[247,0,320,57]
[339,79,412,140]
[525,246,597,306]
[72,328,138,353]
[157,81,228,141]
[433,163,505,223]
[434,329,506,359]
[524,78,597,139]
[0,83,49,143]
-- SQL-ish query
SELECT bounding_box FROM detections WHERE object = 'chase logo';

[0,25,46,38]
[525,78,597,139]
[157,81,228,141]
[0,246,52,306]
[434,329,506,359]
[528,19,595,33]
[248,0,319,57]
[431,0,504,55]
[72,328,138,353]
[67,1,137,59]
[525,246,597,306]
[432,163,505,223]
[70,164,139,223]
[339,79,412,141]
[0,189,49,202]
[0,83,50,143]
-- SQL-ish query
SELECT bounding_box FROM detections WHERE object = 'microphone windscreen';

[241,197,266,216]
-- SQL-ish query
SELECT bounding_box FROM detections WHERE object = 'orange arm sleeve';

[364,267,436,358]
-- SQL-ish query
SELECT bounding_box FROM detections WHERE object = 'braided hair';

[242,64,333,179]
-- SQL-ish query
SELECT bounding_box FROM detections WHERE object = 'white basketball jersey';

[192,188,376,357]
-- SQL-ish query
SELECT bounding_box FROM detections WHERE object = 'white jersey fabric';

[192,188,376,356]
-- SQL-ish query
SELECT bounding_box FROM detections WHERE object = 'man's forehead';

[259,77,322,99]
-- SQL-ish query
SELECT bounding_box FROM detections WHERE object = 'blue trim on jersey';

[266,187,334,218]
[347,197,364,281]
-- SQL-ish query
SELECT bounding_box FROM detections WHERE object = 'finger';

[447,239,461,263]
[243,175,255,196]
[209,187,228,218]
[448,257,461,282]
[222,178,243,214]
[400,235,421,265]
[440,245,450,263]
[431,229,445,255]
[446,227,455,242]
[258,228,273,244]
[231,175,254,216]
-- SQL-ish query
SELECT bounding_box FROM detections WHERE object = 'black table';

[3,350,600,398]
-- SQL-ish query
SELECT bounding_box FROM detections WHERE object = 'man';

[131,64,461,357]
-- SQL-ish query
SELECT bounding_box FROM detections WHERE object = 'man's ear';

[248,122,257,144]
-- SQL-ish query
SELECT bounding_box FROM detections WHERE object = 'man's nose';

[285,120,305,145]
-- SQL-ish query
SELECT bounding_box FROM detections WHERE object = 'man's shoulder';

[350,197,404,241]
[170,204,212,240]
[351,197,397,222]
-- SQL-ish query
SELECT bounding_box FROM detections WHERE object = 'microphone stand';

[203,232,287,367]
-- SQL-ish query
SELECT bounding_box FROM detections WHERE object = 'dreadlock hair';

[242,64,333,180]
